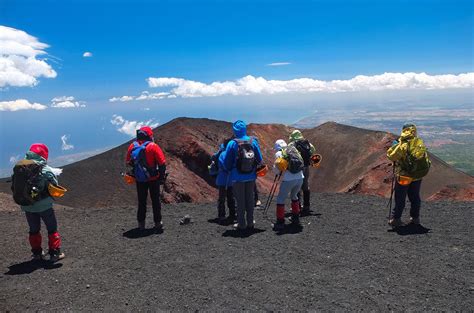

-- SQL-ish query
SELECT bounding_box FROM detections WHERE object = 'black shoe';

[300,207,311,216]
[154,221,163,233]
[291,214,301,226]
[31,250,45,261]
[49,249,65,262]
[273,219,285,231]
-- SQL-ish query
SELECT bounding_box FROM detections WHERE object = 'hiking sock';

[29,232,42,254]
[276,204,285,220]
[291,200,301,215]
[48,232,61,251]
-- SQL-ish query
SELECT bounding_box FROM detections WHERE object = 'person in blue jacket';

[214,138,236,224]
[223,120,263,230]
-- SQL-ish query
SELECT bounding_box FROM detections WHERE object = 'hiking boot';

[409,217,420,225]
[154,221,163,232]
[32,251,45,261]
[273,219,285,231]
[290,213,301,226]
[138,221,145,230]
[388,218,403,228]
[300,206,311,216]
[233,223,246,230]
[218,216,227,225]
[247,220,256,230]
[49,249,65,262]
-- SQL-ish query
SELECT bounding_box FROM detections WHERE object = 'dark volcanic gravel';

[0,193,472,311]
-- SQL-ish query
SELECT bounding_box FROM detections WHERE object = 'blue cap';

[233,120,247,138]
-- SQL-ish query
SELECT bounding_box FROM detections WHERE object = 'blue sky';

[0,0,473,174]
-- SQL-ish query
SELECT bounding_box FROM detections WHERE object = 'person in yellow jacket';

[387,123,431,227]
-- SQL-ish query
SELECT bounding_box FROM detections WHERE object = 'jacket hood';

[274,139,287,151]
[29,143,49,160]
[137,126,154,141]
[400,123,417,140]
[289,130,304,142]
[233,120,247,138]
[25,151,47,165]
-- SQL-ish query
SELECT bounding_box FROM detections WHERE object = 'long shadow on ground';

[5,260,63,275]
[123,228,161,239]
[222,228,266,238]
[275,224,304,236]
[388,224,431,236]
[207,218,235,226]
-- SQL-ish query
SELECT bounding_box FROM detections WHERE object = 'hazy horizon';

[1,0,473,176]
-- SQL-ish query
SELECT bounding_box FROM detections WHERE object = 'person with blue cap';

[223,120,263,230]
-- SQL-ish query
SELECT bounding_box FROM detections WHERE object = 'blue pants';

[25,208,58,235]
[391,179,422,219]
[277,179,304,205]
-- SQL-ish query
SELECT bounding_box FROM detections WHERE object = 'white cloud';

[267,62,291,66]
[109,91,170,102]
[51,96,85,108]
[0,99,47,111]
[146,72,474,98]
[109,95,134,102]
[83,51,92,58]
[61,135,74,151]
[110,114,125,125]
[110,114,159,137]
[52,96,74,102]
[0,25,57,88]
[135,91,170,101]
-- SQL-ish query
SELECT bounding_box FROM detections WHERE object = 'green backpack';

[283,145,304,174]
[402,137,431,179]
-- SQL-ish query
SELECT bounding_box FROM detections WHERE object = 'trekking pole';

[263,174,278,214]
[387,163,395,220]
[263,173,281,216]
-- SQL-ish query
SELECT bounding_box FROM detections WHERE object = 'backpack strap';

[234,137,254,145]
[132,141,151,150]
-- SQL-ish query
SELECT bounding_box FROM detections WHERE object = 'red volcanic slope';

[0,118,472,208]
[302,122,474,200]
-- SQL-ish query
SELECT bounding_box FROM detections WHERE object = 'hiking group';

[10,120,430,262]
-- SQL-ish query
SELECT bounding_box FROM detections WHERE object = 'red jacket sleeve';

[125,143,134,164]
[152,143,166,166]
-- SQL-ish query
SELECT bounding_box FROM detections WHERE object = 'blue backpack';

[131,141,158,182]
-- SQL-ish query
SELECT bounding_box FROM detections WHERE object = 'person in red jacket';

[126,126,166,232]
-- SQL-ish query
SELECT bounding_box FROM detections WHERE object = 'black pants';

[298,167,311,209]
[25,208,58,234]
[392,179,422,219]
[136,180,161,224]
[233,181,255,228]
[218,186,236,218]
[254,184,259,205]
